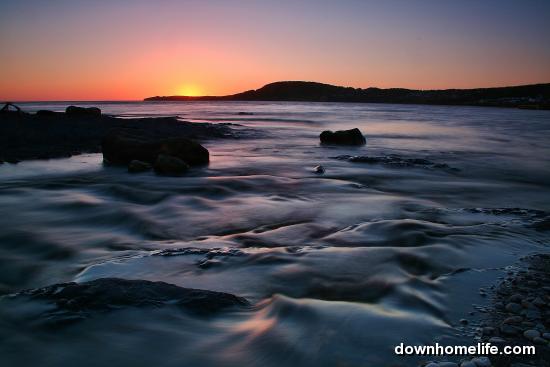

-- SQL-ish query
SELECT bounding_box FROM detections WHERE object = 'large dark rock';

[35,110,57,117]
[0,102,23,114]
[19,278,249,318]
[65,105,101,118]
[102,131,159,164]
[320,128,366,145]
[154,154,189,176]
[158,137,209,166]
[102,130,209,167]
[128,159,152,173]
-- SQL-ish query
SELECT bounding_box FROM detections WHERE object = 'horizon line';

[4,80,550,103]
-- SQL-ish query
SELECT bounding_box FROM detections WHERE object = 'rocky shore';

[422,254,550,367]
[479,253,550,367]
[0,105,240,163]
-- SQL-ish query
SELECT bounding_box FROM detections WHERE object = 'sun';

[175,84,203,97]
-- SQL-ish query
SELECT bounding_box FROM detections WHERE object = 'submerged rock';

[334,154,459,171]
[320,128,366,145]
[65,105,101,118]
[154,154,189,176]
[102,130,209,167]
[314,165,325,174]
[17,278,249,318]
[128,159,152,173]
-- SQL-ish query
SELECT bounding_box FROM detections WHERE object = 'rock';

[500,323,520,335]
[19,278,248,319]
[35,110,56,117]
[509,293,523,303]
[128,160,151,173]
[505,302,522,313]
[532,336,547,345]
[0,102,22,113]
[65,105,101,118]
[438,362,459,367]
[314,165,325,174]
[102,130,160,164]
[334,154,459,171]
[543,332,550,340]
[523,329,540,340]
[158,137,209,166]
[460,318,469,325]
[102,130,209,167]
[488,337,506,344]
[523,309,541,320]
[482,326,495,336]
[532,296,545,307]
[471,357,491,367]
[460,361,476,367]
[521,300,535,309]
[1,112,231,164]
[521,321,535,328]
[502,316,523,324]
[320,128,366,145]
[154,154,189,176]
[424,363,439,367]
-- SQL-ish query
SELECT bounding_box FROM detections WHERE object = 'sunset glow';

[175,84,204,97]
[1,0,549,101]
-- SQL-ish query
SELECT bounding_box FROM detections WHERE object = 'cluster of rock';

[478,254,550,365]
[102,130,209,176]
[1,103,232,166]
[444,254,550,367]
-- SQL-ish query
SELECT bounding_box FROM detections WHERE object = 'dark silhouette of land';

[145,81,550,109]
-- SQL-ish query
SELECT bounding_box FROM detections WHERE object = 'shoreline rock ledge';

[320,128,366,145]
[102,129,209,175]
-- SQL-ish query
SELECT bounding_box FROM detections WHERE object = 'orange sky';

[1,0,549,101]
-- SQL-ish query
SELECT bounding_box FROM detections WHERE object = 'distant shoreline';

[144,81,550,110]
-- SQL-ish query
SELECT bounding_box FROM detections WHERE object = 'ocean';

[1,101,549,366]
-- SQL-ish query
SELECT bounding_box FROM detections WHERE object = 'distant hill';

[144,81,550,109]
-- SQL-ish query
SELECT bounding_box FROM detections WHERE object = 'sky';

[1,0,549,101]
